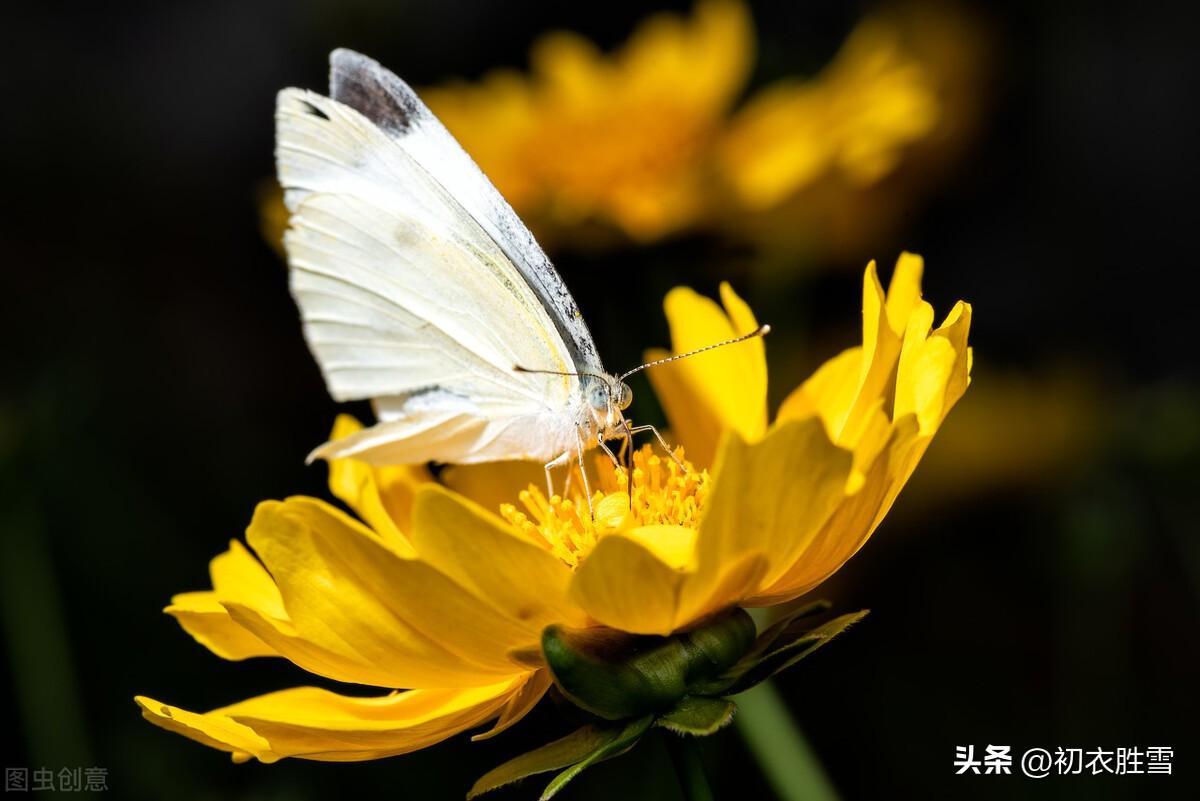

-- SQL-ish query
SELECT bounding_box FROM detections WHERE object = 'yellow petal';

[644,345,722,467]
[409,484,586,631]
[326,414,427,553]
[677,418,852,623]
[867,420,936,535]
[245,498,533,688]
[754,303,972,607]
[885,251,924,334]
[843,261,904,437]
[646,284,767,467]
[164,540,281,661]
[746,416,921,605]
[621,524,698,572]
[439,459,546,518]
[135,695,270,763]
[870,302,973,523]
[135,674,526,763]
[776,347,861,432]
[675,550,769,631]
[895,300,973,434]
[209,540,285,616]
[165,591,274,661]
[472,669,553,741]
[219,600,424,688]
[570,533,687,635]
[779,257,917,446]
[842,401,893,493]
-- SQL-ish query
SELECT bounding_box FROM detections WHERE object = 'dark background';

[2,1,1197,799]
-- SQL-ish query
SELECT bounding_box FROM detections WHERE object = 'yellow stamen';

[500,445,708,568]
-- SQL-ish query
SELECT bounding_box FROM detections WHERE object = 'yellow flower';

[258,4,984,261]
[717,19,940,210]
[416,1,959,251]
[713,4,991,264]
[646,252,972,603]
[138,255,970,763]
[422,0,751,244]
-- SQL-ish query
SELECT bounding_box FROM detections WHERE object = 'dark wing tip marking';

[323,48,604,375]
[298,99,330,120]
[329,48,422,135]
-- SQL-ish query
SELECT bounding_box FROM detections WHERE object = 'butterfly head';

[584,375,633,424]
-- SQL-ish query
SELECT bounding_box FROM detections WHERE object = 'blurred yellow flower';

[717,19,940,210]
[717,3,990,263]
[412,1,974,253]
[256,3,985,262]
[423,0,751,244]
[138,259,970,763]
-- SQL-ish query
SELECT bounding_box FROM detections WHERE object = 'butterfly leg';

[615,416,635,510]
[627,424,688,472]
[544,451,572,499]
[574,428,595,519]
[618,415,634,471]
[595,432,622,470]
[561,464,575,500]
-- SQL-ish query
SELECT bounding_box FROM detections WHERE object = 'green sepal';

[472,605,863,798]
[539,715,654,799]
[755,599,833,635]
[542,607,756,720]
[468,716,654,799]
[467,724,613,799]
[718,609,869,696]
[655,696,737,736]
[689,600,834,696]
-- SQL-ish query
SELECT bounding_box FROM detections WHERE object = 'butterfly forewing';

[275,53,599,465]
[327,49,604,376]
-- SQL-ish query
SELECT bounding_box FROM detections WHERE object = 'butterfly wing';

[328,49,605,376]
[276,65,588,464]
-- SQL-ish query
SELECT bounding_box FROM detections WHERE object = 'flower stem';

[734,681,840,801]
[665,733,715,801]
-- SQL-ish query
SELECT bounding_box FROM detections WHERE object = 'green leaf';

[539,715,655,800]
[723,610,869,695]
[467,725,615,799]
[656,696,737,736]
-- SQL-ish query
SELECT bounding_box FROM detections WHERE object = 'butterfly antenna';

[616,324,771,382]
[514,365,609,383]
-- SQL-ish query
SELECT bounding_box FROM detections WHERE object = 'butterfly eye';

[587,383,611,411]
[615,382,633,410]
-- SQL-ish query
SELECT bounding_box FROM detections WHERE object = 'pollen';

[499,445,708,568]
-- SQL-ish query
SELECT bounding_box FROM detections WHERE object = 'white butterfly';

[275,49,764,502]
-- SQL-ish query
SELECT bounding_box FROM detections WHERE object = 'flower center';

[500,445,708,568]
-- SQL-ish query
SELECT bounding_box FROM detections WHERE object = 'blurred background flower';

[4,0,1198,799]
[260,0,988,263]
[424,0,752,247]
